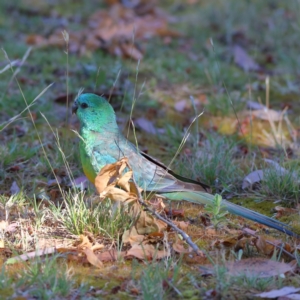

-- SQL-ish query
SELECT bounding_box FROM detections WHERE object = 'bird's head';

[72,93,117,132]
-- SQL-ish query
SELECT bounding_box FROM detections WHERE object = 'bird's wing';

[90,132,209,193]
[140,151,210,192]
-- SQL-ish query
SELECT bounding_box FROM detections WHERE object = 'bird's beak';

[72,102,78,114]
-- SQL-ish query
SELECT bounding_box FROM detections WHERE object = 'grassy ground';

[1,1,300,299]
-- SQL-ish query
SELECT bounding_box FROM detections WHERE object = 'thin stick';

[141,199,204,256]
[130,172,204,256]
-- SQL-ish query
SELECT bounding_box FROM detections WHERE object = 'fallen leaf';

[78,235,93,249]
[255,286,300,298]
[234,237,252,252]
[164,208,184,217]
[174,100,188,112]
[120,43,144,60]
[252,108,284,121]
[10,181,20,195]
[274,206,298,218]
[103,186,133,202]
[264,159,295,177]
[246,100,266,110]
[26,3,179,59]
[117,170,133,192]
[242,159,299,189]
[6,247,56,264]
[49,189,61,201]
[242,170,264,189]
[122,226,145,246]
[226,257,296,278]
[26,34,47,46]
[82,248,103,268]
[47,177,62,187]
[205,228,218,236]
[97,249,124,262]
[233,45,260,72]
[220,236,239,248]
[70,175,89,190]
[172,220,189,231]
[135,117,157,134]
[254,236,274,256]
[172,238,192,254]
[6,165,20,172]
[125,243,169,260]
[95,157,128,194]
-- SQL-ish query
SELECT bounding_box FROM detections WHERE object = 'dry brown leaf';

[254,236,274,256]
[173,238,192,254]
[126,243,154,260]
[205,228,218,236]
[26,34,47,46]
[96,157,128,191]
[85,34,101,51]
[173,221,189,231]
[97,249,125,262]
[6,247,56,264]
[234,237,252,252]
[125,243,169,260]
[129,181,143,196]
[274,206,298,218]
[82,248,103,268]
[129,199,167,234]
[155,219,168,232]
[103,187,133,202]
[220,236,239,248]
[134,209,162,235]
[95,161,122,193]
[117,170,133,192]
[78,235,93,249]
[25,3,179,59]
[225,257,296,278]
[57,248,83,263]
[120,43,144,60]
[122,226,145,246]
[91,243,105,251]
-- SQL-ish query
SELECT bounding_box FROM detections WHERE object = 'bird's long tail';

[160,191,297,237]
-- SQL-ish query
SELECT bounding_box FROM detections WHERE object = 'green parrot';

[72,93,296,237]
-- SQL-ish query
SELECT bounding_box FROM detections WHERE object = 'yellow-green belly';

[80,143,97,184]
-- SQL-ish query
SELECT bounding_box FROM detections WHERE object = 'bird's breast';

[79,140,97,184]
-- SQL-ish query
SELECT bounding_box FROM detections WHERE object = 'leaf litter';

[2,155,300,298]
[88,158,299,264]
[2,1,300,296]
[26,2,179,59]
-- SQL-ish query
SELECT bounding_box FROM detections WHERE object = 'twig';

[128,161,205,256]
[141,200,204,256]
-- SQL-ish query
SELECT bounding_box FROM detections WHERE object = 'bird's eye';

[81,103,88,109]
